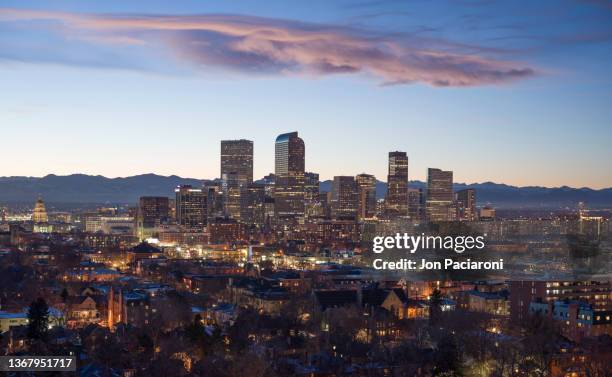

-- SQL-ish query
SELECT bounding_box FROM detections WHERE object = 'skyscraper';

[386,151,409,217]
[356,173,377,220]
[456,188,476,221]
[408,187,424,222]
[221,139,253,220]
[274,132,305,218]
[242,183,266,227]
[175,185,207,231]
[426,168,454,222]
[136,196,169,240]
[204,184,225,222]
[304,172,322,218]
[331,176,359,220]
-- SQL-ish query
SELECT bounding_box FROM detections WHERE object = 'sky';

[1,0,611,188]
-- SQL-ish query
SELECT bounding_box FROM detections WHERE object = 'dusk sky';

[1,0,611,188]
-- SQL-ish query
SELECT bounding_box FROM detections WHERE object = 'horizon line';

[1,172,610,191]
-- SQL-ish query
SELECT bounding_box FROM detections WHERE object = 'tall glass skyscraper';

[426,168,454,222]
[274,132,305,218]
[220,139,253,220]
[175,185,207,231]
[456,188,476,221]
[356,173,377,220]
[386,151,409,217]
[331,176,359,220]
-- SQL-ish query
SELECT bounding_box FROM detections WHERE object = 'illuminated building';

[479,206,496,220]
[356,173,377,220]
[408,187,424,222]
[426,168,453,222]
[136,196,169,240]
[221,139,253,183]
[274,132,305,218]
[175,185,207,231]
[510,280,612,323]
[0,312,29,333]
[530,300,612,342]
[385,152,409,217]
[32,197,52,233]
[205,184,225,222]
[381,289,429,319]
[221,139,253,220]
[32,197,48,223]
[455,188,476,221]
[208,217,245,244]
[63,296,101,328]
[304,172,322,218]
[331,176,359,220]
[127,242,164,263]
[243,183,266,226]
[459,290,509,316]
[579,206,604,239]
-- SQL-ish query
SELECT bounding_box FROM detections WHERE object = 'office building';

[426,168,453,222]
[408,187,424,222]
[386,152,409,217]
[331,176,359,220]
[136,196,169,240]
[221,139,253,220]
[175,185,207,231]
[356,174,377,220]
[243,183,266,227]
[456,188,476,221]
[305,172,322,218]
[274,132,305,218]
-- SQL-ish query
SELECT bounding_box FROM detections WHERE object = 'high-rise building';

[221,139,253,183]
[304,172,322,218]
[356,174,377,220]
[221,140,253,220]
[136,196,169,240]
[137,197,169,228]
[242,183,266,227]
[426,168,454,222]
[456,188,476,221]
[175,185,207,231]
[331,176,359,220]
[274,132,305,218]
[408,187,424,222]
[386,152,409,217]
[205,184,225,222]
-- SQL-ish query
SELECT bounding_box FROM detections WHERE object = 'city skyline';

[1,140,612,190]
[1,1,611,188]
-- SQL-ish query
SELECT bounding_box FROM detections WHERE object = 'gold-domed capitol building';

[32,197,48,223]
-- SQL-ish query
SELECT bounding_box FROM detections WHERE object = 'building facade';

[426,168,454,222]
[331,176,359,220]
[385,152,409,217]
[175,185,207,231]
[221,139,254,221]
[356,174,377,220]
[274,132,305,219]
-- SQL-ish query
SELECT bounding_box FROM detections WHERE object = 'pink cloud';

[0,8,536,86]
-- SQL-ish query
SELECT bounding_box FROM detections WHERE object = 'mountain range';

[0,174,611,209]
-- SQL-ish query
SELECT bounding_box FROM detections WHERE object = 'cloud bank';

[0,8,536,86]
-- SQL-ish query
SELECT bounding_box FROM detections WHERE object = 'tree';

[433,333,461,375]
[27,297,49,340]
[60,288,69,303]
[429,288,443,326]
